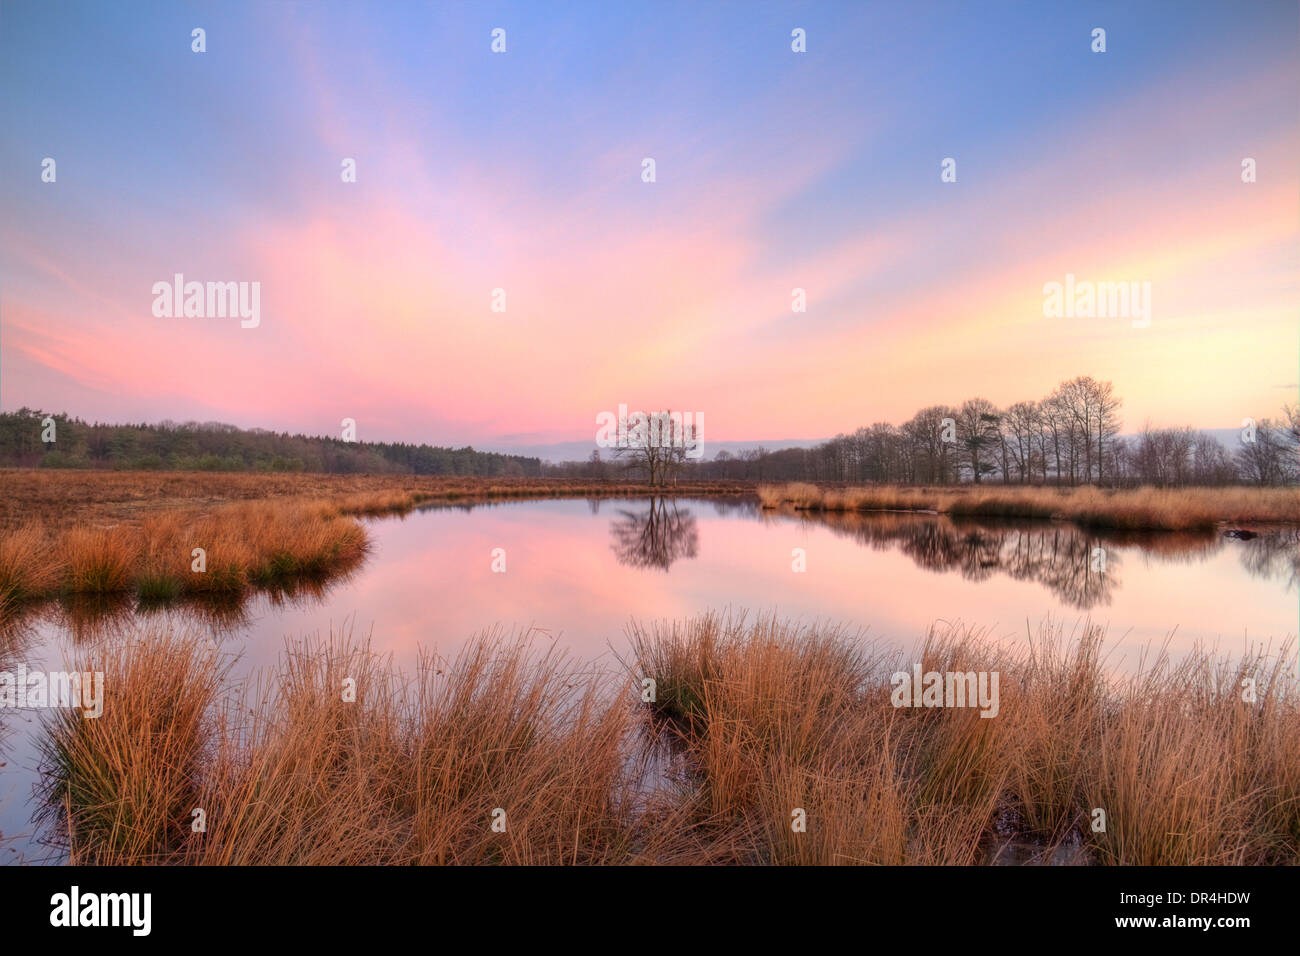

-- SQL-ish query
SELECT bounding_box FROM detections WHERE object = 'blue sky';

[1,1,1296,449]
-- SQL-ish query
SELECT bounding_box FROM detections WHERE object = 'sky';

[1,0,1296,454]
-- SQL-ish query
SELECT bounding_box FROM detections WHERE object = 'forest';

[0,409,543,477]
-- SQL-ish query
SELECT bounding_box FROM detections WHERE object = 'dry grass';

[0,499,368,605]
[0,469,752,532]
[783,482,826,510]
[629,614,926,864]
[0,524,61,603]
[40,614,1300,866]
[0,470,749,610]
[331,490,437,516]
[630,614,1299,865]
[821,486,945,513]
[758,482,1300,531]
[43,626,639,865]
[38,633,226,864]
[63,526,139,593]
[1084,645,1300,864]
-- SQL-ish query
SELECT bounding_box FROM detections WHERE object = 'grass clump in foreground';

[42,627,637,865]
[632,615,1300,864]
[40,615,1300,865]
[758,482,1300,531]
[39,634,226,863]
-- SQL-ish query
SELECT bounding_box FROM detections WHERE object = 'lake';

[2,495,1297,861]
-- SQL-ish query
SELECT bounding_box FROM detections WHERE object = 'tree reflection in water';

[609,497,700,571]
[602,498,1296,606]
[779,510,1247,610]
[1236,528,1300,592]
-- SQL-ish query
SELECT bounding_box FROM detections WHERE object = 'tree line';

[548,377,1300,487]
[0,409,544,477]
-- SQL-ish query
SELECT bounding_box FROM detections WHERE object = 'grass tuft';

[35,614,1300,866]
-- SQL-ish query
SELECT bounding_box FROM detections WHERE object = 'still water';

[2,496,1297,860]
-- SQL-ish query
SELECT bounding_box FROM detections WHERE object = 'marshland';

[0,473,1297,864]
[6,0,1299,882]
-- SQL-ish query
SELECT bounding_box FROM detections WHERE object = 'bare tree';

[1092,379,1123,485]
[956,398,1001,484]
[1040,392,1073,484]
[1284,404,1300,482]
[903,405,958,484]
[1236,417,1289,486]
[1132,424,1195,486]
[1001,401,1040,483]
[612,410,699,487]
[1189,432,1235,485]
[548,384,1299,489]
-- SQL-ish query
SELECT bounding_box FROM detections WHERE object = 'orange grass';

[758,482,1300,531]
[0,499,369,605]
[41,615,1300,865]
[0,469,753,532]
[44,626,639,865]
[0,524,61,603]
[629,613,1300,865]
[38,633,226,864]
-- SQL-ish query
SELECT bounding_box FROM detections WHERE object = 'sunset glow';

[1,1,1296,451]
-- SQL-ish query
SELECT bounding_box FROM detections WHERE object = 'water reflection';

[1237,528,1300,590]
[414,496,1296,608]
[767,508,1296,610]
[794,512,1120,609]
[2,502,1293,642]
[610,498,700,570]
[0,560,365,646]
[1,495,1296,863]
[0,612,33,759]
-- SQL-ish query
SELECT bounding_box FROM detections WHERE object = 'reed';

[62,526,138,593]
